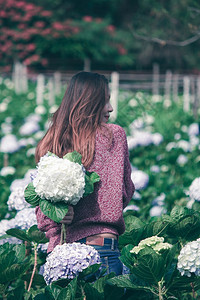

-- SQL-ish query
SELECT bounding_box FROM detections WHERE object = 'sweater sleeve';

[35,206,61,240]
[121,128,135,208]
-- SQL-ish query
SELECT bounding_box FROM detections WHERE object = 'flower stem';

[60,224,67,245]
[28,244,37,292]
[158,281,163,300]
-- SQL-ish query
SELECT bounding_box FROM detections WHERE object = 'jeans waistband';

[78,236,118,250]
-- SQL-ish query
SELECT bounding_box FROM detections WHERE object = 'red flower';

[83,16,93,22]
[106,25,115,33]
[41,10,52,17]
[34,21,45,28]
[53,22,64,30]
[26,43,36,51]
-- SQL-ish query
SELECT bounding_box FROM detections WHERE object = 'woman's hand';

[60,206,74,225]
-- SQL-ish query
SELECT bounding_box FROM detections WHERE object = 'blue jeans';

[78,238,123,277]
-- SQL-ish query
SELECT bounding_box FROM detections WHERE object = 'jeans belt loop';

[111,238,115,250]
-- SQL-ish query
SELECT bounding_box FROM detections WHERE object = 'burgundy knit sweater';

[35,123,135,252]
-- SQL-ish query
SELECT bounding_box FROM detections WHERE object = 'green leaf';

[0,261,31,284]
[170,205,190,221]
[45,284,62,300]
[27,225,49,244]
[6,228,31,242]
[24,182,40,207]
[88,171,100,184]
[63,151,82,165]
[119,216,145,247]
[132,248,165,283]
[120,244,135,271]
[0,251,15,274]
[83,171,100,197]
[13,243,26,263]
[143,219,169,238]
[22,273,46,288]
[39,199,69,223]
[79,263,101,279]
[57,277,77,300]
[107,274,152,292]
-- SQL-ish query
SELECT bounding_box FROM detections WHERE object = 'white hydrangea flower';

[123,204,140,213]
[166,142,177,152]
[149,206,167,217]
[131,170,149,190]
[43,242,100,284]
[19,121,40,136]
[151,133,163,145]
[176,154,188,166]
[33,155,85,205]
[35,105,46,115]
[177,140,191,152]
[13,208,37,229]
[0,134,20,153]
[189,178,200,201]
[130,236,172,255]
[0,166,16,176]
[0,221,21,245]
[7,186,31,211]
[134,130,153,147]
[188,123,199,136]
[177,238,200,277]
[150,165,160,173]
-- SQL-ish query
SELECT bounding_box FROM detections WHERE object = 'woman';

[35,71,135,276]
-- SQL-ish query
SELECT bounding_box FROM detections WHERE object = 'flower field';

[1,75,200,299]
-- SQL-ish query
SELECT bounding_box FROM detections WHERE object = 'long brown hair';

[35,71,110,168]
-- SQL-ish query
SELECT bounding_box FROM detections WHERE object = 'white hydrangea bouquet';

[24,151,100,224]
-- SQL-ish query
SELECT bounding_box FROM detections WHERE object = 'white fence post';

[54,71,62,95]
[48,77,55,106]
[183,76,190,112]
[152,63,160,101]
[110,72,119,122]
[36,74,45,105]
[164,70,172,106]
[172,74,179,102]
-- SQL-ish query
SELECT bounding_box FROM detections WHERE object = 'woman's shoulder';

[107,123,126,139]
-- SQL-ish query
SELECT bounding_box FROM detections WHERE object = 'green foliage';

[0,243,31,285]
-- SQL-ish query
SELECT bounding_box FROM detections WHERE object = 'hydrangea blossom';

[43,242,100,284]
[33,155,85,205]
[177,238,200,277]
[188,123,199,136]
[13,208,37,229]
[149,206,167,217]
[123,204,140,213]
[131,170,149,190]
[0,134,20,153]
[19,121,40,136]
[189,177,200,201]
[0,219,21,245]
[176,154,188,166]
[130,236,172,255]
[7,187,31,211]
[0,166,16,176]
